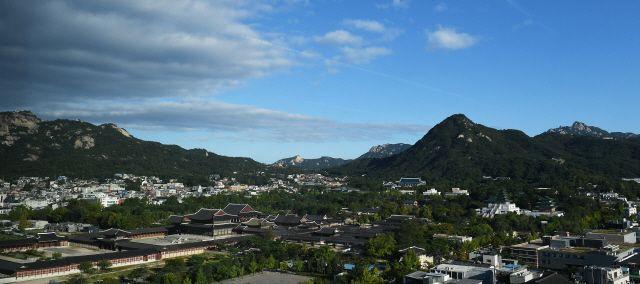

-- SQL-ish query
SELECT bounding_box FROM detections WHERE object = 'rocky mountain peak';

[0,111,42,146]
[572,121,588,131]
[101,123,132,138]
[547,121,638,139]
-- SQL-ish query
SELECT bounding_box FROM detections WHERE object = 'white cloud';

[392,0,410,9]
[35,99,429,142]
[342,19,386,33]
[376,0,409,9]
[314,30,363,46]
[340,46,392,64]
[426,26,480,51]
[434,3,447,12]
[342,19,403,41]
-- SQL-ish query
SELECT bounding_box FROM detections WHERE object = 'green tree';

[182,277,192,284]
[78,262,94,273]
[280,261,289,270]
[163,273,180,284]
[351,267,384,284]
[265,255,277,269]
[52,252,63,259]
[293,260,304,272]
[18,217,31,232]
[263,228,275,241]
[195,267,207,284]
[129,265,151,283]
[401,249,421,271]
[64,275,88,284]
[98,258,112,270]
[365,233,397,258]
[187,254,207,267]
[248,260,259,273]
[101,278,120,284]
[314,245,336,260]
[164,257,186,267]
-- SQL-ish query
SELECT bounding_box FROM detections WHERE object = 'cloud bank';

[36,99,430,142]
[0,1,292,107]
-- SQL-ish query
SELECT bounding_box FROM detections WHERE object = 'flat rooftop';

[512,243,548,249]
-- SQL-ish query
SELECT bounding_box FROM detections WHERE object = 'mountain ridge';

[547,121,638,138]
[329,114,640,182]
[0,111,265,180]
[272,143,413,170]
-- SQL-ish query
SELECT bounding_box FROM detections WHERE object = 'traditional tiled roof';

[315,227,338,236]
[185,208,227,221]
[274,214,304,225]
[36,232,61,242]
[387,215,415,222]
[169,215,184,224]
[223,203,259,216]
[0,238,36,247]
[241,218,264,227]
[131,227,168,234]
[303,214,326,222]
[102,228,132,237]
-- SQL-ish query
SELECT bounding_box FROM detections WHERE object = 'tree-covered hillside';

[329,114,640,184]
[0,111,265,180]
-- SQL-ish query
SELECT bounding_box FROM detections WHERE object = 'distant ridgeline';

[271,143,412,170]
[547,121,638,138]
[328,114,640,182]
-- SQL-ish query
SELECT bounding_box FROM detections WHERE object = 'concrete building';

[585,229,636,244]
[423,188,440,196]
[429,264,494,283]
[580,266,630,284]
[445,188,469,197]
[510,239,549,268]
[404,271,455,284]
[624,206,637,217]
[538,238,634,270]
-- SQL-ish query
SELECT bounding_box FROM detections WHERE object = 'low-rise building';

[580,266,630,284]
[624,206,637,217]
[445,188,469,198]
[429,264,494,283]
[585,229,636,244]
[423,188,440,196]
[510,239,549,268]
[538,238,634,270]
[404,271,455,284]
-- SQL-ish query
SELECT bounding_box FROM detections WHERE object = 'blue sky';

[1,1,639,163]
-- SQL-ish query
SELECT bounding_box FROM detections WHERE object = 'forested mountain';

[357,143,412,159]
[547,121,638,138]
[272,155,352,170]
[0,111,265,180]
[329,114,640,183]
[273,143,412,170]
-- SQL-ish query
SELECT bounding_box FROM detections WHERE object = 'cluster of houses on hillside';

[0,173,356,216]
